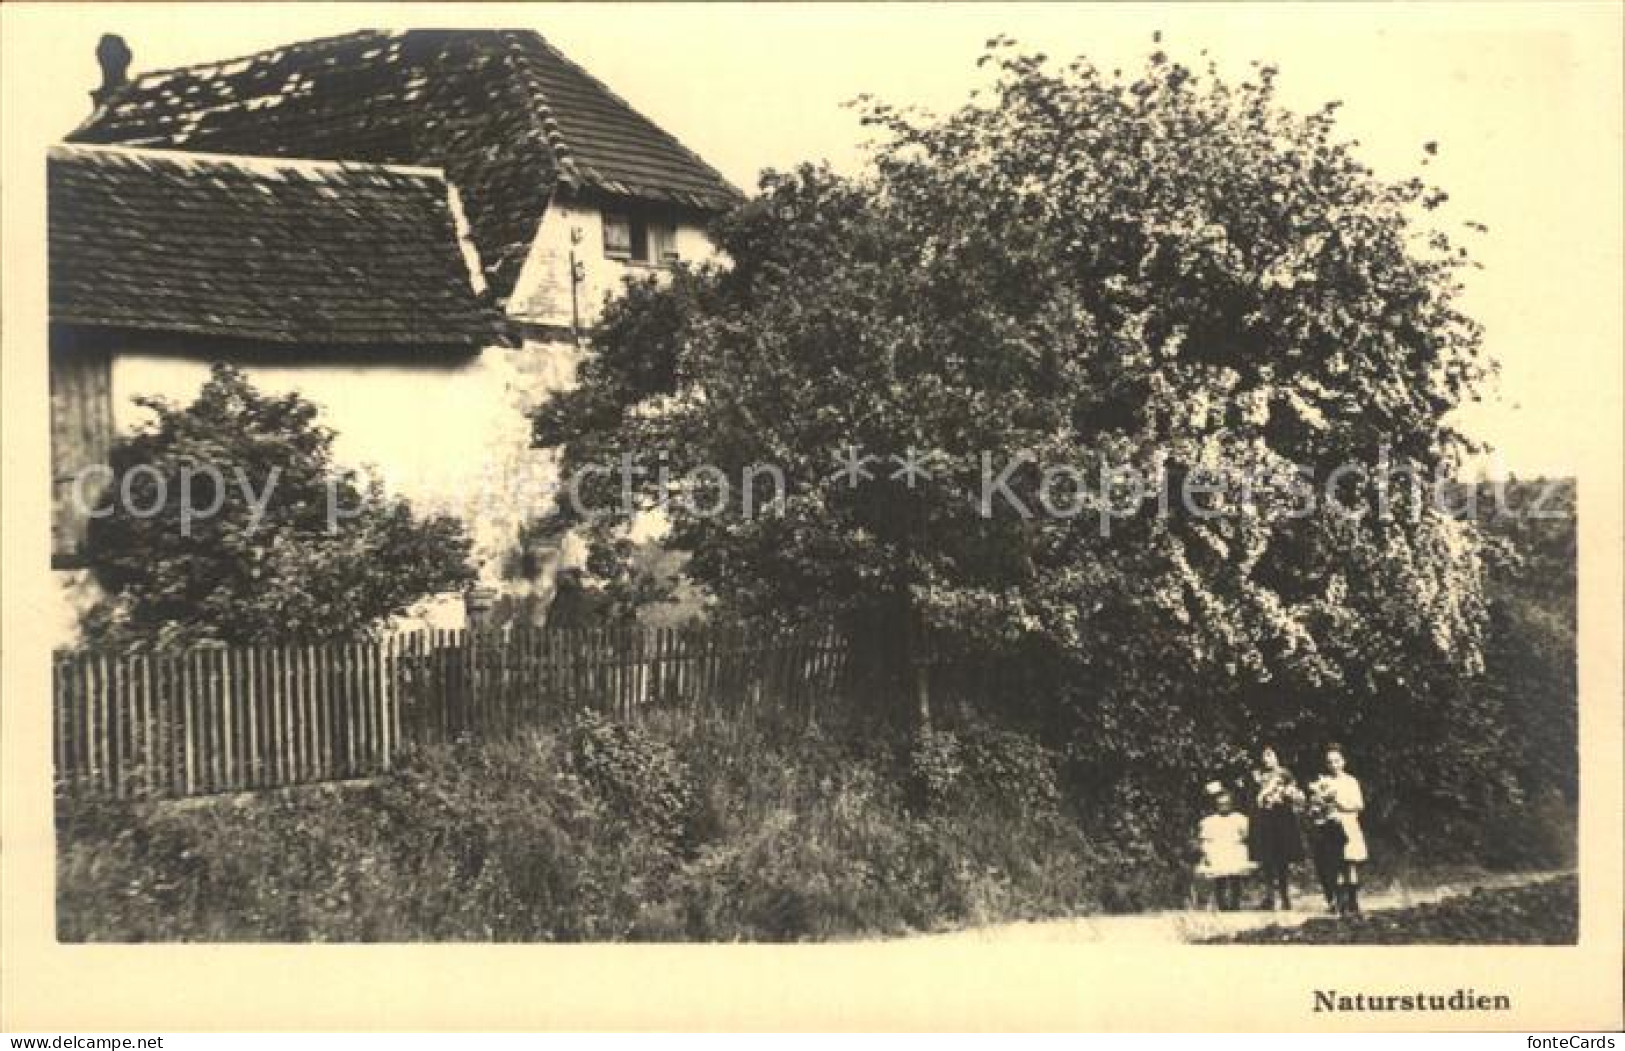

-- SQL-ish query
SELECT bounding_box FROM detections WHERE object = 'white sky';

[8,2,1622,477]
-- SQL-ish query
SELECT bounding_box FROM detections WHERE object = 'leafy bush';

[1070,778,1200,913]
[565,709,696,848]
[908,724,1061,815]
[907,730,967,809]
[371,735,678,941]
[84,364,473,648]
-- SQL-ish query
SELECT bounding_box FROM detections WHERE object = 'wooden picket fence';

[53,625,851,799]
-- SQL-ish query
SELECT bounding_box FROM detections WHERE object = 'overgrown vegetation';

[59,708,1154,942]
[1206,875,1577,944]
[57,690,1571,942]
[84,364,474,648]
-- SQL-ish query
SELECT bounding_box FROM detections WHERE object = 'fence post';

[380,635,397,771]
[52,654,73,787]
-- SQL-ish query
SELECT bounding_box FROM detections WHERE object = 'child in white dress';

[1323,744,1368,915]
[1195,782,1255,911]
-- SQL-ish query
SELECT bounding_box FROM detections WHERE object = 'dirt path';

[904,870,1568,945]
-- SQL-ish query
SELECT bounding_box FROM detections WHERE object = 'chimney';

[91,34,131,107]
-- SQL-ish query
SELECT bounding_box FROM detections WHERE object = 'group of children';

[1194,743,1368,915]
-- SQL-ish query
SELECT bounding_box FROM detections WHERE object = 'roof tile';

[49,144,502,348]
[68,30,745,300]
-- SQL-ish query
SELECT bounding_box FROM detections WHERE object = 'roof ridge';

[51,142,447,181]
[515,31,742,201]
[492,31,581,187]
[66,29,402,142]
[116,29,398,90]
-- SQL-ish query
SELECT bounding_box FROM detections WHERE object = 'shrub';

[1069,777,1198,913]
[565,709,696,849]
[83,364,474,648]
[907,723,1061,815]
[907,729,966,809]
[959,725,1062,814]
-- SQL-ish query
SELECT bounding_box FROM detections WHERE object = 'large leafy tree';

[85,364,474,647]
[535,40,1492,782]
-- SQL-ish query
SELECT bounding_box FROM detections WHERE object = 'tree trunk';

[900,590,931,733]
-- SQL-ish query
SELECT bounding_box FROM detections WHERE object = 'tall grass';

[57,706,1136,942]
[59,697,1566,942]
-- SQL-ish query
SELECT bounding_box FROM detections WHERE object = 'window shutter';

[652,223,679,263]
[602,211,632,258]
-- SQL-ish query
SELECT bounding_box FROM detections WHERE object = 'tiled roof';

[67,30,745,300]
[49,143,501,348]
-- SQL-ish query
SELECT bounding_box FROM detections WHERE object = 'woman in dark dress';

[1248,745,1306,910]
[1306,771,1349,913]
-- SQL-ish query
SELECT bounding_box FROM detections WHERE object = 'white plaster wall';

[507,192,717,328]
[109,343,576,587]
[503,195,725,623]
[45,569,102,650]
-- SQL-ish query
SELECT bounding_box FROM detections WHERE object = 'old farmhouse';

[48,29,743,642]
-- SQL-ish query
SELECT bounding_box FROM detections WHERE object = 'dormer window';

[602,209,680,266]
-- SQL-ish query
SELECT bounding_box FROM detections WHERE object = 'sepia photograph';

[2,0,1620,1034]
